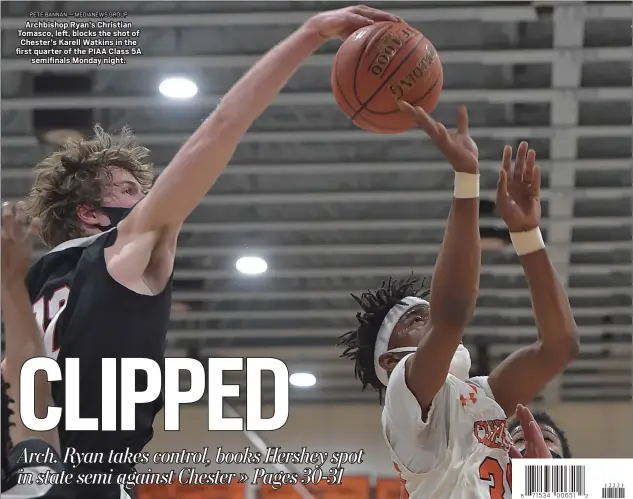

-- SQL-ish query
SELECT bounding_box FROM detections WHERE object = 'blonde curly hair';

[24,125,154,248]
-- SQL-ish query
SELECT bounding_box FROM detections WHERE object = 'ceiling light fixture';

[235,256,268,275]
[289,373,316,388]
[159,77,198,99]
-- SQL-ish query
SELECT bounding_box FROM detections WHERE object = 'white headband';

[374,296,429,387]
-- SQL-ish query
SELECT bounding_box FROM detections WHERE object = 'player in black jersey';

[1,204,74,499]
[509,409,571,458]
[12,7,399,499]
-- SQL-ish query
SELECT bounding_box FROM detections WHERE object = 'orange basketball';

[331,21,443,134]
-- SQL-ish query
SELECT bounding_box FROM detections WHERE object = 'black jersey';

[26,228,173,475]
[2,439,74,499]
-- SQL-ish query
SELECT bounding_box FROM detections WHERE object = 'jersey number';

[32,286,70,360]
[479,457,512,499]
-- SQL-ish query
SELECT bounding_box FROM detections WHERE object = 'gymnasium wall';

[140,401,633,479]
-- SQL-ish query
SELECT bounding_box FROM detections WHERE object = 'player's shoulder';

[386,355,466,402]
[27,232,113,294]
[441,375,498,411]
[465,375,496,401]
[30,232,108,273]
[47,231,111,255]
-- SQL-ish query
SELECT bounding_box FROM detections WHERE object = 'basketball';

[331,21,443,134]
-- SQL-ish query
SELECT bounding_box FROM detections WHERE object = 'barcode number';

[602,485,626,498]
[524,465,586,496]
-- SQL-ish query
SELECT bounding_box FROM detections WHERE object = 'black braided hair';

[337,274,430,401]
[1,378,15,479]
[508,410,572,458]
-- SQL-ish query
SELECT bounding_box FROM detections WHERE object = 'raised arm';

[398,103,482,410]
[1,202,60,452]
[118,7,399,248]
[487,143,579,416]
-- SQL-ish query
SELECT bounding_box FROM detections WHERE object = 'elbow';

[565,329,580,360]
[561,323,580,360]
[543,329,580,366]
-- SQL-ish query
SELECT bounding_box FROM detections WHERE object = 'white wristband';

[453,172,480,199]
[510,227,545,256]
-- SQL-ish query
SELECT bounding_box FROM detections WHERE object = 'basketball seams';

[363,68,443,116]
[351,23,392,109]
[333,51,363,115]
[331,23,443,134]
[348,72,442,133]
[333,24,387,114]
[351,34,426,120]
[375,34,422,82]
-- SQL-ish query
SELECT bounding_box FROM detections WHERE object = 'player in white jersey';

[339,104,579,498]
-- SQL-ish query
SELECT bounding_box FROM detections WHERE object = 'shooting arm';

[488,246,579,416]
[1,281,60,451]
[120,25,326,242]
[407,193,481,410]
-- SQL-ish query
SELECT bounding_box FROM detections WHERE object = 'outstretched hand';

[305,5,401,40]
[1,201,40,287]
[509,404,552,459]
[496,142,541,233]
[398,102,479,174]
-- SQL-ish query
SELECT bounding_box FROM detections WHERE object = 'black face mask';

[98,206,132,231]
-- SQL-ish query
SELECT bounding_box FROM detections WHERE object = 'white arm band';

[510,227,545,256]
[453,172,480,199]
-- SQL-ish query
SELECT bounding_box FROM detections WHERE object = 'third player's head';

[338,275,471,399]
[509,411,571,458]
[24,125,154,248]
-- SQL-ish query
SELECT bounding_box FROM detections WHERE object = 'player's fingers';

[15,201,26,232]
[398,101,438,138]
[2,202,15,240]
[517,404,539,446]
[509,446,522,459]
[497,168,508,199]
[527,421,551,458]
[523,149,536,184]
[435,123,452,145]
[341,13,376,34]
[513,141,529,180]
[524,435,535,457]
[501,145,512,175]
[26,217,42,242]
[456,105,469,136]
[350,5,401,23]
[516,404,537,429]
[528,167,541,198]
[522,418,541,457]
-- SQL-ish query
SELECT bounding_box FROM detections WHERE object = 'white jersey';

[382,353,512,499]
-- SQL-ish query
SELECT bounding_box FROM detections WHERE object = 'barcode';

[524,465,586,496]
[603,486,626,498]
